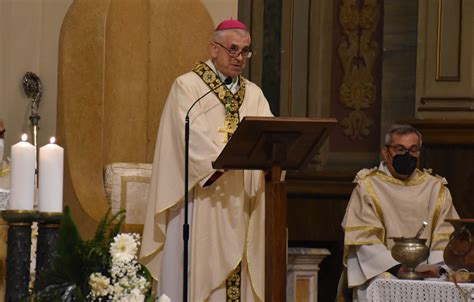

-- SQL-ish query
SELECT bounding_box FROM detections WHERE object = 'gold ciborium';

[391,237,429,280]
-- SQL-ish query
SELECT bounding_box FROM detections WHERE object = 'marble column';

[287,247,331,302]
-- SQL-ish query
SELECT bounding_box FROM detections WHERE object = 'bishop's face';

[210,30,251,78]
[382,132,421,180]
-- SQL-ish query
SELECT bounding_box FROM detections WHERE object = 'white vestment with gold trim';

[341,163,458,301]
[140,61,273,302]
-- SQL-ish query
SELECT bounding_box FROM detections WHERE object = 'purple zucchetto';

[215,19,248,31]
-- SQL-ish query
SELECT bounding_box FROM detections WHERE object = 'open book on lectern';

[212,116,337,171]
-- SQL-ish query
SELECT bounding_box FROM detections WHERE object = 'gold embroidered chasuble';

[342,167,458,264]
[140,62,273,302]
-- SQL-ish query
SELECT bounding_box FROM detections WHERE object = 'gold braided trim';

[343,245,349,266]
[364,178,386,244]
[344,240,383,246]
[226,262,241,301]
[431,232,451,251]
[344,225,384,232]
[0,164,10,177]
[374,169,429,186]
[192,62,246,142]
[430,183,446,246]
[344,226,385,244]
[432,232,451,242]
[355,167,378,181]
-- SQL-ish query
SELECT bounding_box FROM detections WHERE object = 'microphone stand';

[183,78,231,302]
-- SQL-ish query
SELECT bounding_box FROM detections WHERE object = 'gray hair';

[213,28,251,43]
[384,124,422,146]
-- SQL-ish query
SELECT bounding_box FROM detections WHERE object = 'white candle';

[0,138,4,164]
[39,137,64,213]
[9,134,35,210]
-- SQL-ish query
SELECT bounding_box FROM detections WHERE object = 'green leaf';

[34,206,86,299]
[31,206,151,301]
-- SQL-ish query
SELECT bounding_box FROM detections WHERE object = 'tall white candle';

[0,138,4,164]
[39,137,64,213]
[9,134,35,210]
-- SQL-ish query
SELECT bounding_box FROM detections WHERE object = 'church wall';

[416,0,474,117]
[55,0,237,238]
[238,0,423,300]
[380,0,418,141]
[409,0,474,219]
[0,2,236,297]
[402,120,474,220]
[0,0,237,234]
[1,0,472,300]
[0,0,237,159]
[0,0,73,158]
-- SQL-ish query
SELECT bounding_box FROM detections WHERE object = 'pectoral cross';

[218,116,239,143]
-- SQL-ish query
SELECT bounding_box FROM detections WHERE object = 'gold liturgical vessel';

[390,222,429,280]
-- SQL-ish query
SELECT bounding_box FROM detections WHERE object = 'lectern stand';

[213,116,337,301]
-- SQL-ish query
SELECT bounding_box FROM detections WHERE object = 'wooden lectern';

[213,116,337,301]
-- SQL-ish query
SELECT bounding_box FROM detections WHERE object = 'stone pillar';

[287,247,330,302]
[3,210,36,301]
[35,212,62,275]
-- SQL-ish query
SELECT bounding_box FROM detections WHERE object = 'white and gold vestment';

[140,61,273,301]
[342,163,458,301]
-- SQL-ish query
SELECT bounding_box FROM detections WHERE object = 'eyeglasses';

[213,41,252,59]
[387,144,422,156]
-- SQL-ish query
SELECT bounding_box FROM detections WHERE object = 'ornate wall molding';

[435,0,462,81]
[419,97,474,112]
[338,0,380,140]
[399,118,474,145]
[416,0,474,119]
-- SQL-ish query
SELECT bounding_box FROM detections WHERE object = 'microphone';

[182,76,232,302]
[185,77,233,119]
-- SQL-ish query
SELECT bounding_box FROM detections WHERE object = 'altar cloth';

[367,278,474,301]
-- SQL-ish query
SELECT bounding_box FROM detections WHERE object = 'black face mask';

[392,152,417,175]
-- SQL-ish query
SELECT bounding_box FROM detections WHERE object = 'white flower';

[89,272,111,297]
[158,294,171,302]
[119,288,145,302]
[110,233,139,262]
[88,233,150,301]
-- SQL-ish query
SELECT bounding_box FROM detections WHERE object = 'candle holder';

[35,212,62,275]
[2,209,37,301]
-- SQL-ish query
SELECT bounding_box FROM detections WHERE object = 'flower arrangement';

[32,206,153,301]
[87,233,150,301]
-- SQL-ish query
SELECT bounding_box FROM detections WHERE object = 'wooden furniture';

[213,116,337,301]
[401,119,474,219]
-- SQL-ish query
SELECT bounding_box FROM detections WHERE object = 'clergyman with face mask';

[340,124,459,301]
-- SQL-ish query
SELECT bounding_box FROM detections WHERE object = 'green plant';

[31,206,153,301]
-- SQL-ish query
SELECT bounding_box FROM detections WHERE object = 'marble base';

[2,210,36,301]
[287,247,331,302]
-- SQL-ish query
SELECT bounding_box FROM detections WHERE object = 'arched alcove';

[57,0,214,236]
